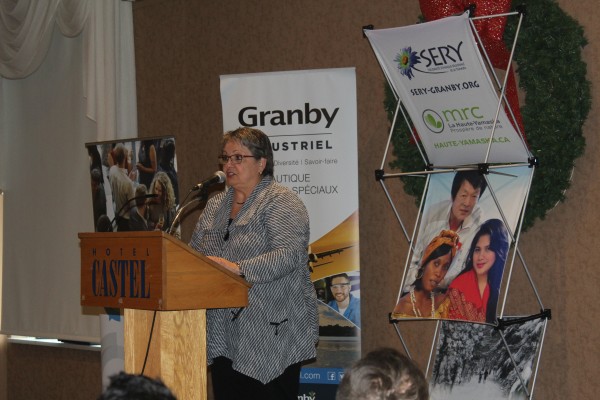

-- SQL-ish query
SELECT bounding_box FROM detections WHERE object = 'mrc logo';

[422,106,484,133]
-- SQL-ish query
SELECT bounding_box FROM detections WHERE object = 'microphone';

[192,171,226,191]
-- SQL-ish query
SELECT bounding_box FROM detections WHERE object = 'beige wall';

[133,0,598,399]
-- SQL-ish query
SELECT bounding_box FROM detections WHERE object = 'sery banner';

[365,13,529,166]
[220,68,360,398]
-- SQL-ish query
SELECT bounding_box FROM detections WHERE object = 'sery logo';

[394,42,465,80]
[394,47,421,80]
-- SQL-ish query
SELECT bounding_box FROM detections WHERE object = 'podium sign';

[80,231,164,310]
[79,231,250,400]
[79,231,250,311]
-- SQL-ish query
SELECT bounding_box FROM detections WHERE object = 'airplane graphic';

[308,245,354,271]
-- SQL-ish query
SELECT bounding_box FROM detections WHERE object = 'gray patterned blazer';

[189,176,318,384]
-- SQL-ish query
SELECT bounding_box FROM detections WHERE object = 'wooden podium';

[79,231,250,400]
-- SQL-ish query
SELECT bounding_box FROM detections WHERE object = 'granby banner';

[220,68,360,399]
[364,13,529,166]
[219,68,358,243]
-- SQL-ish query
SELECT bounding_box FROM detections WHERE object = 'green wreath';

[385,0,591,231]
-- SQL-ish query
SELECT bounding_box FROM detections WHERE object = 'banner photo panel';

[365,14,529,166]
[393,166,532,323]
[220,68,360,398]
[85,136,180,235]
[430,318,545,399]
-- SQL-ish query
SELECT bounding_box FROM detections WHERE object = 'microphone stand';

[167,190,209,235]
[166,174,225,236]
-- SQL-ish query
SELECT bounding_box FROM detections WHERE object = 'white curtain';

[0,0,136,385]
[0,0,137,140]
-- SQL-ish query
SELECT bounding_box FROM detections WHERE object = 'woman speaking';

[189,127,318,399]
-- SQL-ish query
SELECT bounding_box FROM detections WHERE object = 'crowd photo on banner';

[87,137,179,235]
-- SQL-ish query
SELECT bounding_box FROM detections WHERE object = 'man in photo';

[403,170,487,293]
[108,143,136,231]
[328,273,360,328]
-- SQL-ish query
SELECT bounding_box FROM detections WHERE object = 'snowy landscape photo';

[430,317,544,399]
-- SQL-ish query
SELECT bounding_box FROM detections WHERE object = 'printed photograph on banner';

[392,166,532,323]
[309,211,360,330]
[313,269,361,334]
[430,318,544,400]
[308,210,360,368]
[85,136,180,235]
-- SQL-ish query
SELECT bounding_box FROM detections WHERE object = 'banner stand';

[366,10,550,399]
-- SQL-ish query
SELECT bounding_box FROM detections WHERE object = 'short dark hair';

[222,127,274,176]
[134,184,148,207]
[91,168,103,184]
[96,215,112,232]
[336,347,429,400]
[98,372,177,400]
[450,170,487,200]
[113,144,126,165]
[160,139,175,165]
[330,273,350,283]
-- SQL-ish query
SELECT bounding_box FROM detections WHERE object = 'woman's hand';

[208,256,242,275]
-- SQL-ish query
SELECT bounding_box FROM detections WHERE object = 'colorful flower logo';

[394,47,421,80]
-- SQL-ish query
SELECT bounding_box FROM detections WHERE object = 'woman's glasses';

[218,154,255,164]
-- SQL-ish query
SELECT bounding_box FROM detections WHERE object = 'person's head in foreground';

[336,348,429,400]
[98,372,177,400]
